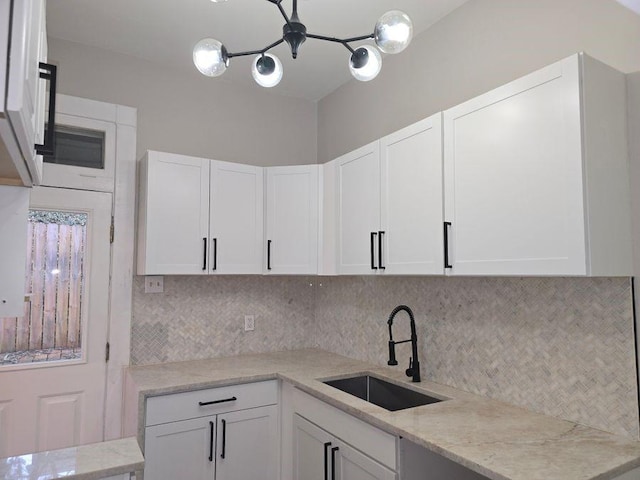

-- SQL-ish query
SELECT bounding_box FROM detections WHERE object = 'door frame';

[43,94,137,440]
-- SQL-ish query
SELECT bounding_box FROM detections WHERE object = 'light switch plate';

[244,315,255,331]
[145,276,164,293]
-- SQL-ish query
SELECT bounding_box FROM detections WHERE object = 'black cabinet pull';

[370,232,378,270]
[202,237,207,271]
[208,421,214,462]
[331,446,339,480]
[220,419,227,459]
[444,222,452,269]
[323,442,332,480]
[35,63,57,156]
[212,238,218,271]
[267,240,272,270]
[198,396,237,406]
[378,231,385,270]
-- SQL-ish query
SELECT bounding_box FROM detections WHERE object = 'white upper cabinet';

[265,165,319,275]
[336,114,444,275]
[380,115,444,275]
[0,0,48,186]
[443,53,632,276]
[337,142,381,274]
[137,151,210,275]
[137,152,265,275]
[210,161,264,274]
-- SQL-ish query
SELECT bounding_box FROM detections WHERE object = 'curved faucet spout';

[386,305,421,382]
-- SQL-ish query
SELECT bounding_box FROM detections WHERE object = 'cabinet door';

[443,55,586,275]
[337,142,381,274]
[210,161,264,274]
[265,165,319,274]
[335,440,397,480]
[216,405,279,480]
[293,414,334,480]
[380,114,444,275]
[138,152,210,275]
[6,0,46,182]
[144,416,216,480]
[0,186,29,317]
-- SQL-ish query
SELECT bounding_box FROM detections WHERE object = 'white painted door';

[337,142,381,274]
[265,165,319,274]
[335,440,397,480]
[137,151,210,275]
[210,160,264,274]
[293,414,333,480]
[380,114,444,275]
[0,186,111,457]
[216,405,279,480]
[443,55,586,275]
[144,416,216,480]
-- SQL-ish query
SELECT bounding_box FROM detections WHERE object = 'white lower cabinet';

[294,415,396,480]
[143,381,278,480]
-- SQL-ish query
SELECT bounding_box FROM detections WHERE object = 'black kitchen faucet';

[387,305,421,382]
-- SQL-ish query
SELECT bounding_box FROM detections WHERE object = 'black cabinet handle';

[35,63,57,156]
[208,421,214,462]
[198,396,237,406]
[378,231,385,270]
[212,238,218,271]
[331,446,339,480]
[267,240,272,270]
[370,232,378,270]
[444,222,452,269]
[220,419,227,459]
[202,237,207,271]
[323,442,332,480]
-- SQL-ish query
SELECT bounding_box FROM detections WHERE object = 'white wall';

[48,38,318,166]
[317,0,640,162]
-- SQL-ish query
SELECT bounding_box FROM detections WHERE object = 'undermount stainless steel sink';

[323,375,444,412]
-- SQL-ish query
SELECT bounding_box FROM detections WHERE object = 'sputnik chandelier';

[193,0,413,87]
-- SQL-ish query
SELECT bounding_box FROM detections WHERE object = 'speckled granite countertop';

[0,437,143,480]
[124,349,640,480]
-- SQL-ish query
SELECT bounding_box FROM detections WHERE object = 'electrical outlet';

[145,276,164,293]
[244,315,255,331]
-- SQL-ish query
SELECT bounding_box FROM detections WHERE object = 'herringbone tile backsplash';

[132,275,639,439]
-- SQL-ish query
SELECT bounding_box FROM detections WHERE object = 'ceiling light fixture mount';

[193,0,413,88]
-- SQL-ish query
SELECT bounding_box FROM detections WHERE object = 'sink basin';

[323,375,443,411]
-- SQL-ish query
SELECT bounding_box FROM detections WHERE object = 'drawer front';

[293,387,397,470]
[146,380,278,426]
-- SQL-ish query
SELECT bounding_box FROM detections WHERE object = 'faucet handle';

[405,357,413,377]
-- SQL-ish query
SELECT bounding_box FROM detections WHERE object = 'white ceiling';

[47,0,470,101]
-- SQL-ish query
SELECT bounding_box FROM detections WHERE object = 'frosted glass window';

[44,125,105,170]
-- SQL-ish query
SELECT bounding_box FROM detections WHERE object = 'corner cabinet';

[264,165,319,274]
[443,53,632,276]
[143,381,279,480]
[137,151,264,275]
[0,0,49,186]
[336,114,444,275]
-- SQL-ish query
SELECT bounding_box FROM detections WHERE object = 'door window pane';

[0,210,87,366]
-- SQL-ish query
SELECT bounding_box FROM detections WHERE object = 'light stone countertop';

[124,349,640,480]
[0,437,144,480]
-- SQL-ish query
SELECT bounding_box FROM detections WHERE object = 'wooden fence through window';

[0,211,87,355]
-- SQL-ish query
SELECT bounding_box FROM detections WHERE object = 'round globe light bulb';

[349,45,382,82]
[251,53,283,88]
[374,10,413,54]
[193,38,228,77]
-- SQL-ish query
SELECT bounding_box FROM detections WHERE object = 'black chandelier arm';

[306,32,375,54]
[268,0,293,29]
[226,38,286,59]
